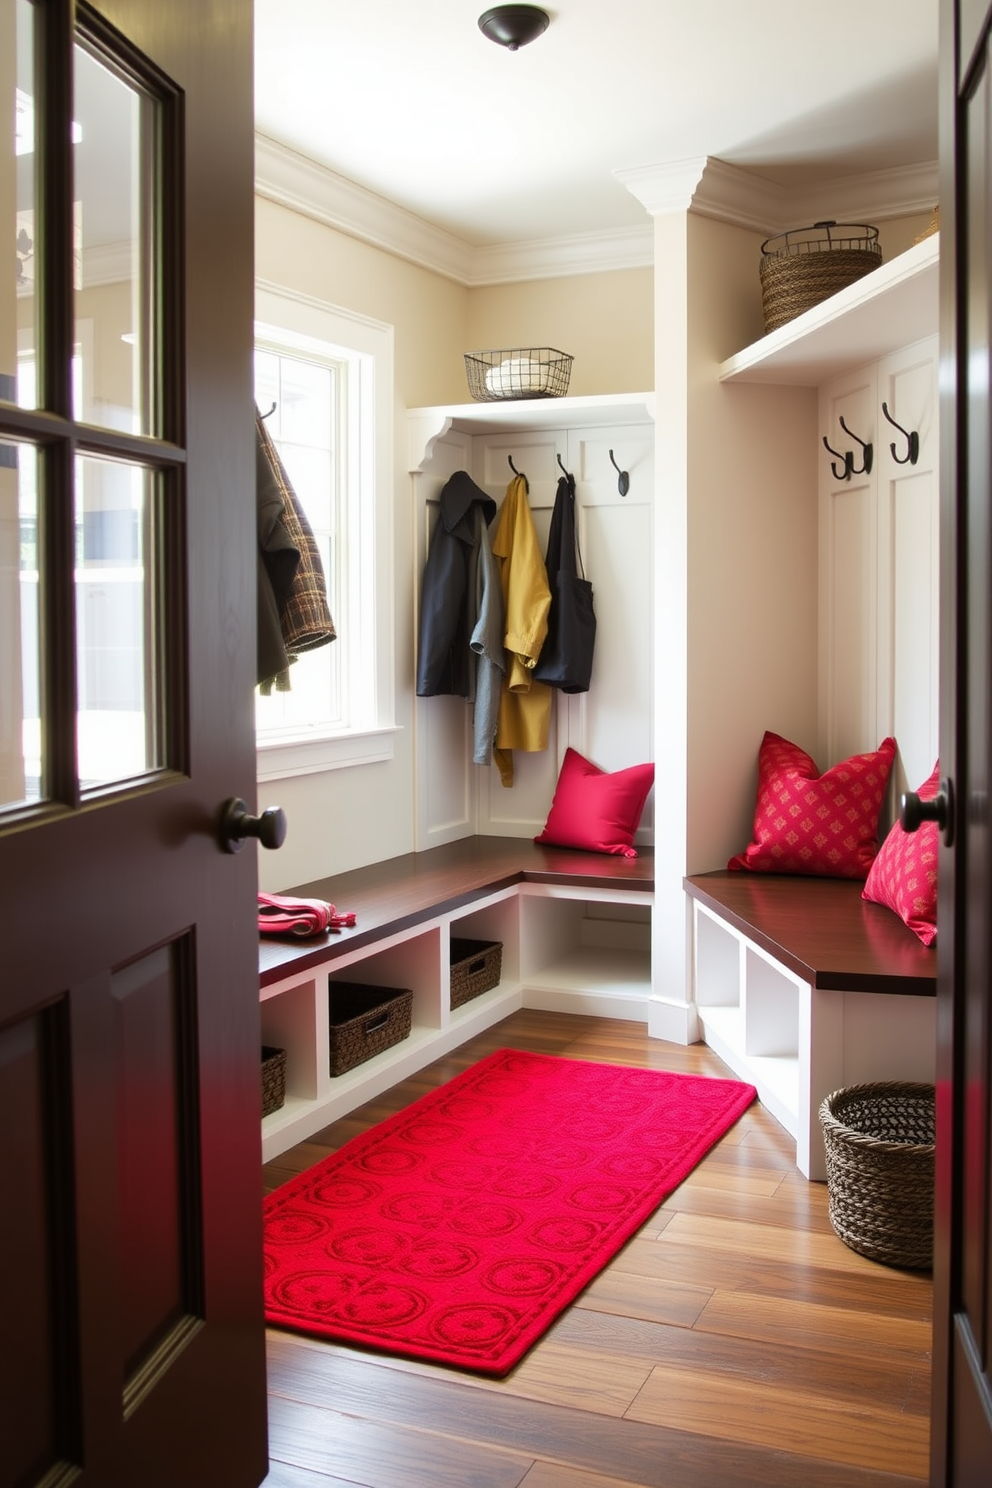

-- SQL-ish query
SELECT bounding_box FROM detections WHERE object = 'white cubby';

[260,878,654,1162]
[688,895,934,1179]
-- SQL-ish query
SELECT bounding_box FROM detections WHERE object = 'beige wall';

[686,213,819,875]
[466,269,654,396]
[256,197,470,410]
[254,198,655,891]
[252,190,932,897]
[255,197,469,890]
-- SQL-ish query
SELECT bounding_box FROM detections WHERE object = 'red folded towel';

[257,892,356,938]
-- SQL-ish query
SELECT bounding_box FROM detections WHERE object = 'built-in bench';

[684,870,937,1180]
[259,836,654,1161]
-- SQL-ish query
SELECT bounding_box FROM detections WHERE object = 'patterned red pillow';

[862,761,940,945]
[535,747,654,857]
[728,731,896,879]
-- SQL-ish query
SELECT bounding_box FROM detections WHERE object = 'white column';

[617,160,705,1044]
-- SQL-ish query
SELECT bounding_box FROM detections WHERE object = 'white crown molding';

[256,134,940,287]
[691,159,791,233]
[82,239,135,287]
[623,155,941,235]
[614,158,708,217]
[254,133,476,284]
[470,225,654,285]
[782,160,940,229]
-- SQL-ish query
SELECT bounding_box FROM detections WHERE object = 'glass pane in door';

[2,0,38,410]
[75,455,162,789]
[0,438,41,807]
[73,40,159,435]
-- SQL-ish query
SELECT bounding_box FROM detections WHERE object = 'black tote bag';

[533,472,596,692]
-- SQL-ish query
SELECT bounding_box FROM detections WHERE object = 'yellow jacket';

[491,475,552,787]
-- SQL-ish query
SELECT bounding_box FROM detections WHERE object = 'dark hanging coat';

[416,470,497,698]
[255,408,336,692]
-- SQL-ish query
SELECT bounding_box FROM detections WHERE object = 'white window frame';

[254,282,396,781]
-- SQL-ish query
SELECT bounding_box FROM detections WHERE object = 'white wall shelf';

[718,235,938,387]
[408,391,655,472]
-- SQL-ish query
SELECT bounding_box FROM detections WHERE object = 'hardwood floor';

[260,1011,932,1488]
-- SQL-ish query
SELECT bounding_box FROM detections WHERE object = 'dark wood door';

[932,1,992,1480]
[0,2,267,1485]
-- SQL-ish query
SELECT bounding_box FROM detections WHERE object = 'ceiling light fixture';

[478,5,550,51]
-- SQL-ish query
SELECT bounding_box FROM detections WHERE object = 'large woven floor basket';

[819,1081,935,1270]
[759,222,882,334]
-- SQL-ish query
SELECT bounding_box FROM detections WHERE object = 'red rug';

[262,1048,756,1375]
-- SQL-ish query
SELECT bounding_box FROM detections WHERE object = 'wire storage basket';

[819,1081,935,1270]
[759,221,883,334]
[464,347,573,402]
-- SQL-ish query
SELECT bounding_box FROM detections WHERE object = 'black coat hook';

[822,434,853,482]
[838,415,873,476]
[608,449,630,497]
[508,454,524,478]
[556,453,573,481]
[881,401,920,465]
[259,400,277,420]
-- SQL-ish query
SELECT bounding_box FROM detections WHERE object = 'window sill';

[256,726,399,783]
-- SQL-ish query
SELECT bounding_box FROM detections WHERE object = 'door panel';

[0,2,265,1484]
[934,1,992,1481]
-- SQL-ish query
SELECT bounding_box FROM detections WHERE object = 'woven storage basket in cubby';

[327,982,413,1077]
[463,348,572,402]
[261,1045,287,1118]
[819,1081,935,1270]
[759,222,882,334]
[450,937,502,1009]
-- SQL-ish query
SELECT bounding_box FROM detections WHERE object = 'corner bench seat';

[261,836,654,987]
[258,837,654,1161]
[684,870,937,1179]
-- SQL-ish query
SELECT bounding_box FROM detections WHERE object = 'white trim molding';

[256,132,940,287]
[614,158,709,218]
[618,155,940,236]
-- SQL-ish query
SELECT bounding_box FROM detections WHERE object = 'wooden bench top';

[684,870,936,997]
[260,836,654,988]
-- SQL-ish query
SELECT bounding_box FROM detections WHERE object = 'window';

[253,286,395,780]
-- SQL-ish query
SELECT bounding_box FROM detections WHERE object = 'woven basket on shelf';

[450,937,502,1010]
[463,347,572,403]
[819,1081,935,1270]
[261,1045,287,1118]
[327,981,413,1077]
[759,221,882,334]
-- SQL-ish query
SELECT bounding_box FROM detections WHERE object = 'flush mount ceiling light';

[478,5,550,51]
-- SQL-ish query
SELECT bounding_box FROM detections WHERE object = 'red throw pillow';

[535,747,654,858]
[862,761,940,945]
[728,730,896,879]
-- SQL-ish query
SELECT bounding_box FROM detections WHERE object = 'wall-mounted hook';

[822,434,854,482]
[260,400,277,420]
[556,453,574,481]
[608,449,630,497]
[508,454,524,478]
[838,415,873,476]
[881,401,920,465]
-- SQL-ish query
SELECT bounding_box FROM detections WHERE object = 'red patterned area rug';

[263,1048,756,1375]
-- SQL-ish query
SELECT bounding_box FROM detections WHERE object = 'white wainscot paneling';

[818,367,878,765]
[877,338,940,795]
[414,433,476,847]
[413,409,656,848]
[817,339,938,798]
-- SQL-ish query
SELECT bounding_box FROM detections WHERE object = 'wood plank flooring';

[260,1011,933,1488]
